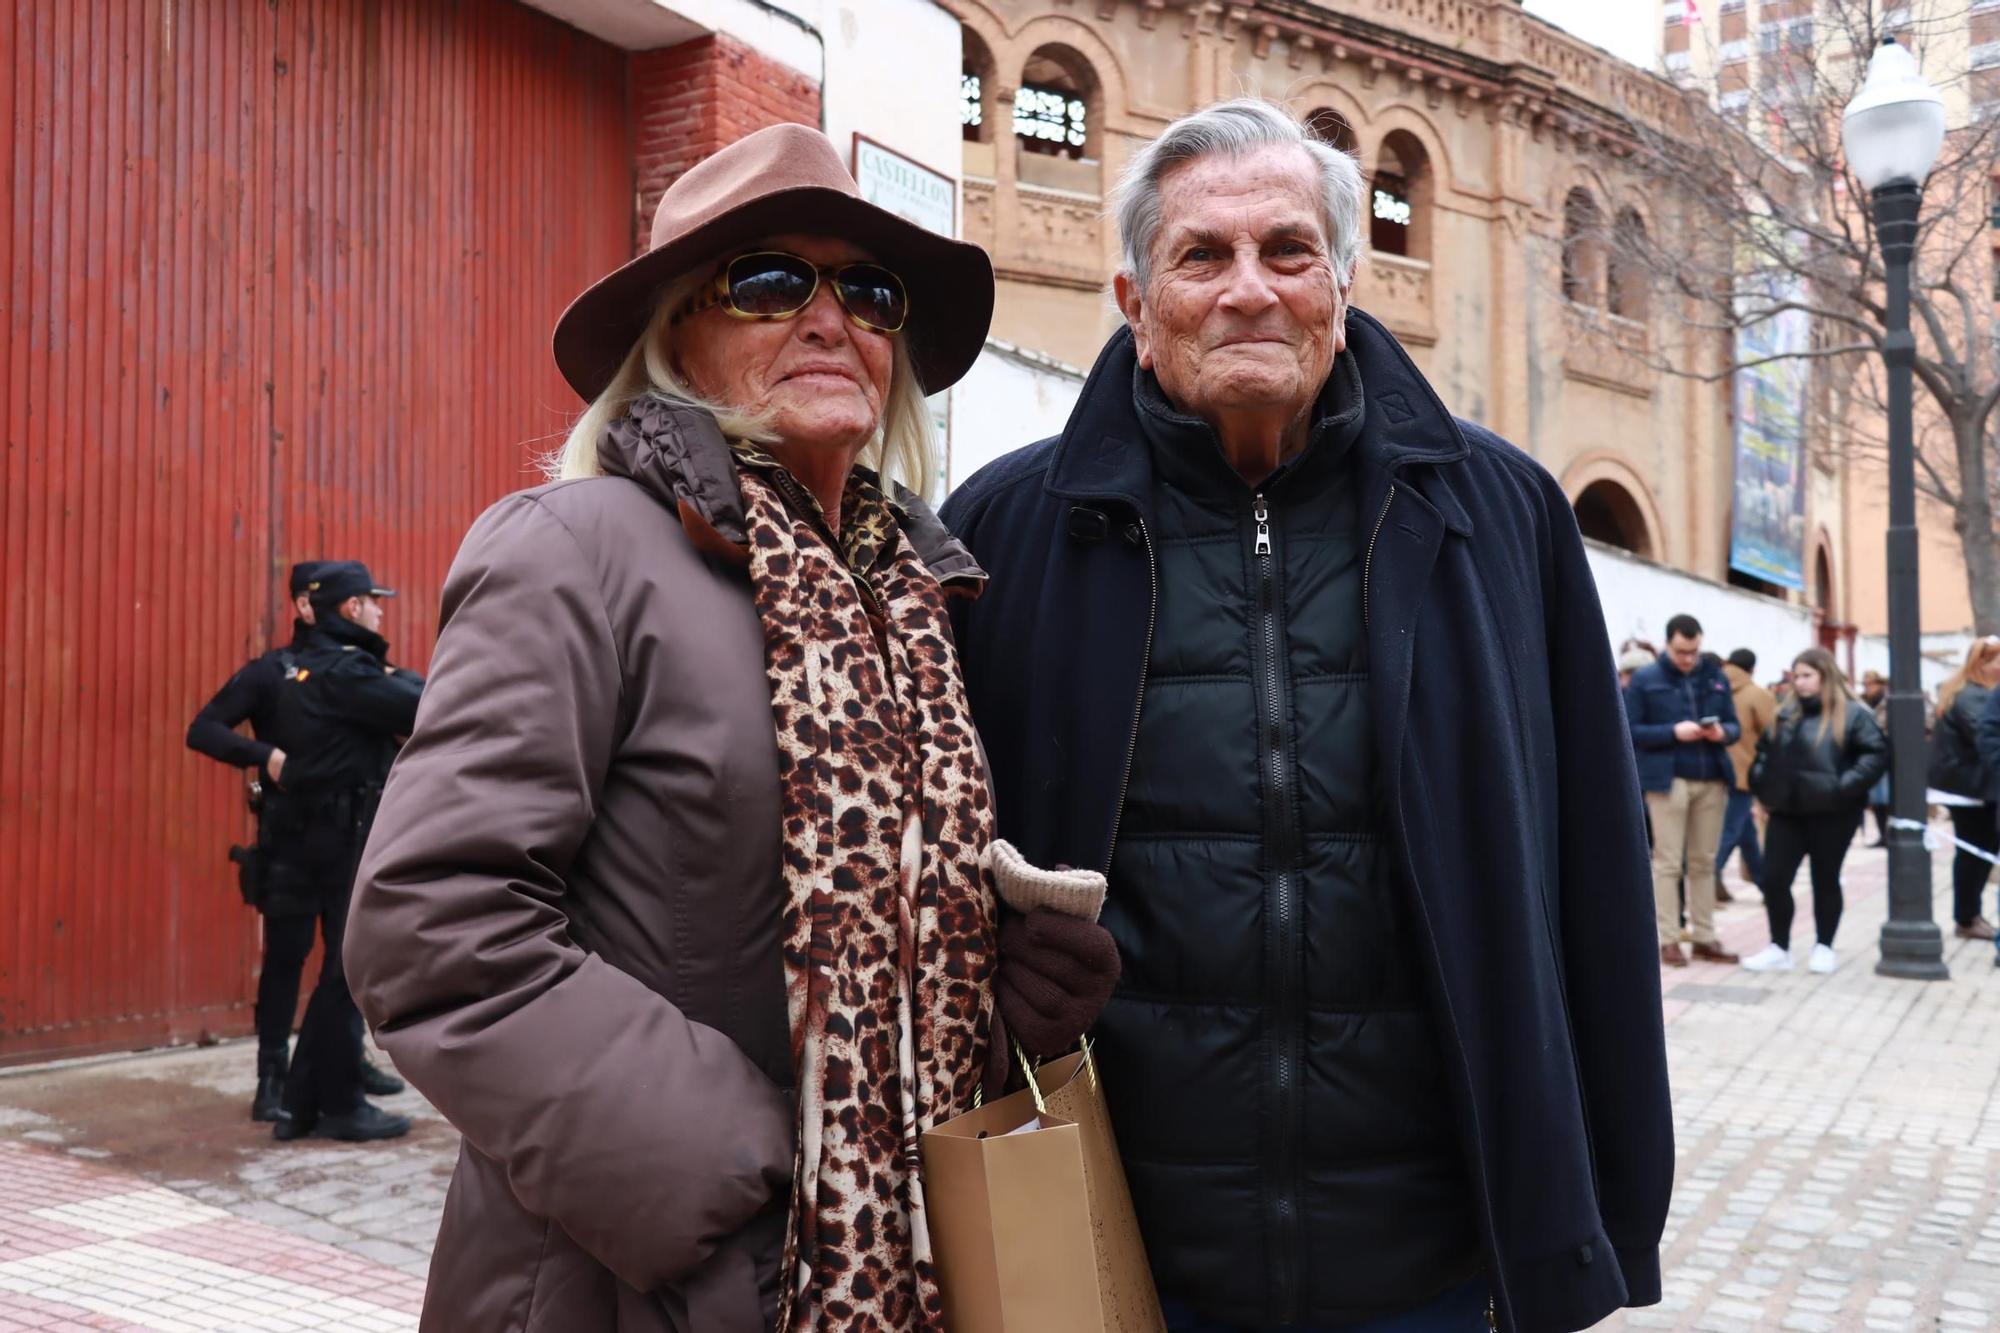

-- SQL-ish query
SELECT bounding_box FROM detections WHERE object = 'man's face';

[1114,144,1345,426]
[1667,633,1702,674]
[293,593,315,625]
[343,595,385,635]
[1864,680,1886,703]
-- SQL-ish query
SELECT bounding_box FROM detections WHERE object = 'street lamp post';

[1842,38,1950,981]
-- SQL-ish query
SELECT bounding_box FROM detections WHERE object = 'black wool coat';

[941,313,1673,1333]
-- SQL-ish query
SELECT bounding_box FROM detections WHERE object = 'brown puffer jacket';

[345,398,984,1332]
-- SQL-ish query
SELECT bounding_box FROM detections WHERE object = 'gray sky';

[1524,0,1660,71]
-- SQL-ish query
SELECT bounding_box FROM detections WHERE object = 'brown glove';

[995,907,1121,1060]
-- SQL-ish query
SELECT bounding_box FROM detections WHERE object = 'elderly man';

[944,100,1669,1332]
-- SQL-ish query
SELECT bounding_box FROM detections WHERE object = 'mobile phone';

[1698,715,1720,727]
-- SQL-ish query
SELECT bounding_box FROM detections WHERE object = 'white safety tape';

[1889,816,2000,867]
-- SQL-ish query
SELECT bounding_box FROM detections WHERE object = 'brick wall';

[631,32,821,246]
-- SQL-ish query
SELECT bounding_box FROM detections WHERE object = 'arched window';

[1608,207,1650,320]
[1573,480,1653,558]
[1015,45,1096,162]
[1562,188,1604,306]
[962,28,995,145]
[1305,107,1357,154]
[1370,131,1432,261]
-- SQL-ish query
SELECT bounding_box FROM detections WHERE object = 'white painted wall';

[806,0,962,213]
[1853,631,1971,694]
[945,341,1085,491]
[1588,539,1819,682]
[524,1,963,218]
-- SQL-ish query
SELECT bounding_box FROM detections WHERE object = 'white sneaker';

[1809,944,1838,974]
[1742,944,1793,972]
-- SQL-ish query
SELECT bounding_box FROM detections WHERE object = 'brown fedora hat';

[552,123,994,403]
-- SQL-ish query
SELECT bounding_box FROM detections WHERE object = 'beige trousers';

[1645,777,1729,947]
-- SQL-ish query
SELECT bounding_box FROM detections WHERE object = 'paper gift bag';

[920,1043,1164,1333]
[1032,1047,1165,1332]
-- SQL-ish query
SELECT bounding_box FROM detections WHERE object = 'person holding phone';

[1625,614,1742,967]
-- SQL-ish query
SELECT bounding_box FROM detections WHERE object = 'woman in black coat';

[1742,649,1889,975]
[1928,636,2000,939]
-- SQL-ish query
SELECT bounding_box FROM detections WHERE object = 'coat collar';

[308,615,391,661]
[1044,308,1473,535]
[594,394,986,586]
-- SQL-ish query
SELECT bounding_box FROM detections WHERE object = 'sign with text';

[853,135,956,238]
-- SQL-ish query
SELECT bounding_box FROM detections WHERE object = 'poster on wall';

[1727,264,1810,591]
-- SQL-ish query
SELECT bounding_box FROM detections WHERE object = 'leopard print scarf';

[737,461,997,1332]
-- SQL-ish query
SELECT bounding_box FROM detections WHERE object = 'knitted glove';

[986,838,1107,922]
[995,908,1121,1060]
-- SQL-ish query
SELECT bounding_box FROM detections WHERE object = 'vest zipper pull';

[1253,495,1271,556]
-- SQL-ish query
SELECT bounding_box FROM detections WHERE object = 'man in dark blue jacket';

[943,100,1669,1333]
[270,561,424,1143]
[1623,614,1741,968]
[187,561,406,1121]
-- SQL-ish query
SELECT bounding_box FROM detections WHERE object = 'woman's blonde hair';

[1937,635,2000,718]
[1782,646,1853,747]
[548,265,939,499]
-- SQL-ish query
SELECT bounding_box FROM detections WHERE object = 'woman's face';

[1793,663,1824,698]
[671,233,897,458]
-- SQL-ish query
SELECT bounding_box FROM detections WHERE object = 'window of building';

[1014,48,1094,161]
[1759,18,1812,53]
[1305,108,1357,154]
[1974,66,2000,116]
[1562,188,1604,305]
[1609,208,1651,320]
[961,28,994,146]
[1574,481,1653,557]
[1370,131,1433,261]
[1015,86,1085,155]
[962,74,982,137]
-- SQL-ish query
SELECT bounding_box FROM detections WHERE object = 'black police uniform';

[186,562,327,1119]
[272,563,424,1141]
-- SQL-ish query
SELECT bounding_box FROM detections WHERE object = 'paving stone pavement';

[1603,836,2000,1332]
[0,835,1996,1329]
[0,1031,453,1322]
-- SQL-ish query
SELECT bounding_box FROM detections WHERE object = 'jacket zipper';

[1362,483,1396,627]
[1101,513,1158,871]
[1253,491,1304,1324]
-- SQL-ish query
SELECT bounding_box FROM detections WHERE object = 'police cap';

[288,561,329,597]
[307,561,398,607]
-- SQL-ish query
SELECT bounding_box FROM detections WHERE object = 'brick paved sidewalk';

[0,1040,451,1332]
[1,834,1997,1330]
[1613,836,2000,1332]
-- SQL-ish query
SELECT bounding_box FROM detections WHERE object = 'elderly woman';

[345,124,1115,1332]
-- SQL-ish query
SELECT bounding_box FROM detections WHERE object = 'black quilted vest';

[1095,357,1478,1325]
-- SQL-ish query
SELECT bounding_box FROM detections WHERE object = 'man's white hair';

[1112,98,1367,291]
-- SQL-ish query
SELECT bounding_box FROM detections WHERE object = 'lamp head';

[1841,38,1945,192]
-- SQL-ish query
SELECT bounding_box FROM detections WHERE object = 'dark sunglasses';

[674,250,909,334]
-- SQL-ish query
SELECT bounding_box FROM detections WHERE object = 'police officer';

[186,563,408,1122]
[270,561,424,1143]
